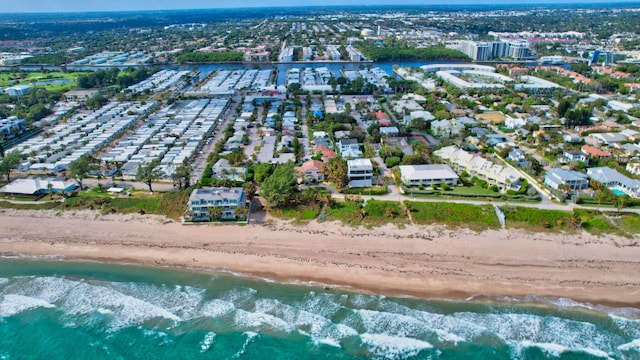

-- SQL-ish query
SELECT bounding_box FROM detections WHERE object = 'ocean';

[0,258,638,360]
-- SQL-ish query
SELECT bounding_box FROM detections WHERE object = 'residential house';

[211,158,247,182]
[0,178,78,196]
[339,138,362,159]
[431,119,465,138]
[296,160,325,182]
[627,163,640,176]
[379,126,399,137]
[435,146,522,192]
[563,133,581,143]
[0,116,26,139]
[582,145,612,159]
[544,168,589,191]
[589,132,627,145]
[315,145,337,162]
[504,116,527,130]
[347,158,373,187]
[587,167,640,198]
[188,187,247,221]
[563,150,588,164]
[399,164,459,188]
[508,149,530,167]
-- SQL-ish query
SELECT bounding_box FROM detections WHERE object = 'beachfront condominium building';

[399,164,460,188]
[188,187,247,221]
[347,159,373,188]
[435,145,522,193]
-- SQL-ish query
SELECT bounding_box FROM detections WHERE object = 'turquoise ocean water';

[0,258,639,360]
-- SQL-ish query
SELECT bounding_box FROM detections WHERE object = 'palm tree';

[207,206,223,221]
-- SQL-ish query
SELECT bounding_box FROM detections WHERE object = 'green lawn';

[407,201,500,231]
[0,71,80,91]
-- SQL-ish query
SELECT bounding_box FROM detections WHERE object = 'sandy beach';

[1,208,639,308]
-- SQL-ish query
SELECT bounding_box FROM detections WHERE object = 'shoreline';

[1,209,639,309]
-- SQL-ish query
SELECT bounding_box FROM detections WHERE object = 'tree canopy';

[68,154,98,190]
[259,162,296,209]
[0,150,22,182]
[136,160,164,192]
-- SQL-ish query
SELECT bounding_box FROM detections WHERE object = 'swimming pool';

[612,189,627,196]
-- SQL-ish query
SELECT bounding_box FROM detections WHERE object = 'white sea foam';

[233,308,292,332]
[575,347,614,359]
[618,338,640,352]
[0,276,181,330]
[313,337,342,348]
[609,314,640,339]
[199,299,235,318]
[0,294,55,317]
[200,332,216,352]
[231,332,259,359]
[518,340,569,357]
[360,333,433,359]
[356,309,429,338]
[452,311,610,352]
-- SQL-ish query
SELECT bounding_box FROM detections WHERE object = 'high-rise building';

[509,40,530,60]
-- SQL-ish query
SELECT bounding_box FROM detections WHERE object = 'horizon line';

[1,1,639,15]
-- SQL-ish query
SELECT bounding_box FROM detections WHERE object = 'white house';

[188,187,247,221]
[504,116,527,130]
[544,168,589,191]
[347,158,373,187]
[211,158,247,181]
[339,138,362,159]
[431,119,465,138]
[587,167,640,198]
[399,164,459,188]
[563,150,588,164]
[435,146,522,193]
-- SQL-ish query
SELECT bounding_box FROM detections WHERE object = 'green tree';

[226,148,246,166]
[171,164,192,190]
[207,206,223,220]
[0,150,22,182]
[136,160,163,192]
[259,162,296,210]
[292,136,304,163]
[253,163,274,184]
[325,157,349,192]
[68,154,98,190]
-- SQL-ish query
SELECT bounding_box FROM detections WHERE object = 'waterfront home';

[347,159,373,188]
[435,146,522,192]
[399,164,459,188]
[188,187,246,221]
[544,168,589,191]
[296,160,325,183]
[587,167,640,198]
[0,178,78,196]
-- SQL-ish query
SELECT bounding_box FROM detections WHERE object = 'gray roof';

[587,167,640,191]
[340,138,359,146]
[546,168,588,182]
[189,187,245,203]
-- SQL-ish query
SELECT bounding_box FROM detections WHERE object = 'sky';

[0,0,637,13]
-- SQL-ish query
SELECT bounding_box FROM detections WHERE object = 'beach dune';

[1,209,639,307]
